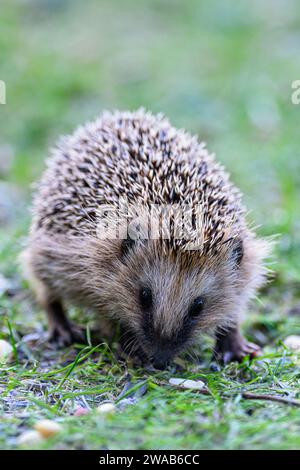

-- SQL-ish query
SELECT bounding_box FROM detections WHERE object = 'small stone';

[0,339,13,363]
[284,335,300,352]
[18,430,43,447]
[0,274,12,296]
[210,363,221,372]
[96,403,116,414]
[169,378,205,390]
[34,419,62,438]
[74,406,89,417]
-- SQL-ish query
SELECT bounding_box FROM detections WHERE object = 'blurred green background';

[0,0,299,279]
[0,0,300,450]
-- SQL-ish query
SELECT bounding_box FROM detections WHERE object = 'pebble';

[0,274,12,296]
[169,378,205,390]
[74,406,89,417]
[34,419,62,438]
[0,339,13,363]
[284,335,300,352]
[210,363,221,372]
[96,403,116,414]
[18,430,43,447]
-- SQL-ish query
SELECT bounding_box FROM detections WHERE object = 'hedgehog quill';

[22,109,270,369]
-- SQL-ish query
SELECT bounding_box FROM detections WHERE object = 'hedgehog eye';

[139,287,153,310]
[188,296,205,319]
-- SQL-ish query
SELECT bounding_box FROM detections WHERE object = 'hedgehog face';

[137,285,206,369]
[111,237,247,369]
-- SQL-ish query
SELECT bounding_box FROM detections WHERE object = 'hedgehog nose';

[152,357,170,370]
[152,351,171,370]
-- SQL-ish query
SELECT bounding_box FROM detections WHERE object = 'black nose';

[152,359,169,370]
[152,357,170,370]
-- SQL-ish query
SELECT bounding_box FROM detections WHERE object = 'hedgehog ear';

[231,238,244,267]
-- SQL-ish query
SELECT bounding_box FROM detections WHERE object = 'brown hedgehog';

[22,109,270,369]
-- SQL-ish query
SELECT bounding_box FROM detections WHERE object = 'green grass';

[0,0,300,450]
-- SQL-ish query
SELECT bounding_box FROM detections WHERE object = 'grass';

[0,0,300,450]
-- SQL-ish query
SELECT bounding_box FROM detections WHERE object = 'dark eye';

[139,287,153,310]
[189,296,205,319]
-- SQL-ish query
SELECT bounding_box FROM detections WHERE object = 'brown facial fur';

[22,226,269,365]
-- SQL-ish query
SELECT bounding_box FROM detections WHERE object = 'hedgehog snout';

[152,356,170,370]
[151,353,172,370]
[149,344,176,370]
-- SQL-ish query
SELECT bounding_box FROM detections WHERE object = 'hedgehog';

[22,109,270,369]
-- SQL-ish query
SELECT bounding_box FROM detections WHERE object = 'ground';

[0,0,300,450]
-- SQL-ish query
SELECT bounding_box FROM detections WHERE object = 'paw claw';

[243,342,262,358]
[214,337,262,365]
[223,351,234,365]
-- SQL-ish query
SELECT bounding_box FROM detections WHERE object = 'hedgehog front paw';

[213,328,262,365]
[49,322,86,347]
[219,340,261,365]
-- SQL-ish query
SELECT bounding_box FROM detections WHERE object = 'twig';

[242,392,300,407]
[165,379,300,406]
[166,383,211,396]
